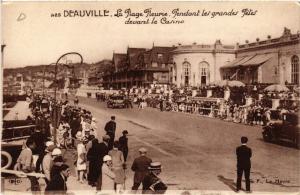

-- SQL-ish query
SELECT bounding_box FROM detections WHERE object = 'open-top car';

[107,95,126,109]
[262,112,300,149]
[1,120,35,170]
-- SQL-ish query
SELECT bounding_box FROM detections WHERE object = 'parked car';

[262,113,300,149]
[107,95,126,109]
[1,120,35,170]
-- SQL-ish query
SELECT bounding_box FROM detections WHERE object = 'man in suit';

[131,147,152,191]
[236,136,252,192]
[142,162,168,194]
[104,116,116,150]
[119,130,129,161]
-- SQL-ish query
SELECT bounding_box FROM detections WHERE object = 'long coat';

[108,149,125,184]
[131,155,152,183]
[101,163,116,190]
[96,142,109,190]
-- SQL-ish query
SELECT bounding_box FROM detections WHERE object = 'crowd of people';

[12,94,167,194]
[100,85,299,127]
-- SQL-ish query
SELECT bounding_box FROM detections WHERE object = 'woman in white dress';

[77,137,87,183]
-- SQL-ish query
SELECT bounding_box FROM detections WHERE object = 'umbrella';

[210,80,229,87]
[228,80,245,87]
[294,87,300,93]
[264,84,290,92]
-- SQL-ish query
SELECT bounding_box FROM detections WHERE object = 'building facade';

[171,40,236,87]
[221,28,300,85]
[103,46,174,89]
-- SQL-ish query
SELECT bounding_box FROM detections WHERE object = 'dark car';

[262,113,300,149]
[107,95,126,109]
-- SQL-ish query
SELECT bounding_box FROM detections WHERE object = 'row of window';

[174,55,299,84]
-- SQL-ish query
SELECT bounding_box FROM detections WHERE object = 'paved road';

[75,96,300,193]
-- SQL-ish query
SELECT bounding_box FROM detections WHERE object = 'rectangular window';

[162,64,165,68]
[152,62,158,67]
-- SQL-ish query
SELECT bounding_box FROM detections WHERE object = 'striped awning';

[221,54,274,69]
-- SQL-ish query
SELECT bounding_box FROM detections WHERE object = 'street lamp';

[52,52,83,144]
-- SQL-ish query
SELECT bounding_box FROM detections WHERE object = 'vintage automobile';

[1,120,35,170]
[262,113,300,149]
[107,95,126,109]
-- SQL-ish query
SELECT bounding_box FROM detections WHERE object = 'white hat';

[139,147,147,153]
[52,148,62,156]
[103,155,112,162]
[46,141,54,147]
[76,131,82,139]
[92,117,96,121]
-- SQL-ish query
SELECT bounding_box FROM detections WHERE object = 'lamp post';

[52,52,83,144]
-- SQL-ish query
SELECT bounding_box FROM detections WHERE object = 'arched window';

[182,61,191,86]
[291,55,299,84]
[199,61,209,85]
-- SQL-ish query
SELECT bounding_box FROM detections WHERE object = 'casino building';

[171,40,236,87]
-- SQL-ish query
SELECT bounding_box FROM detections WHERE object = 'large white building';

[171,40,236,87]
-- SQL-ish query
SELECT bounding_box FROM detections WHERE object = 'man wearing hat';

[142,162,167,194]
[104,116,116,150]
[131,147,152,191]
[118,130,129,162]
[96,135,110,190]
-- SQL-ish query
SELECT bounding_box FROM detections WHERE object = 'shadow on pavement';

[256,138,298,150]
[217,175,236,192]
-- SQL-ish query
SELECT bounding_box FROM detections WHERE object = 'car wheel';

[263,131,273,142]
[1,151,12,169]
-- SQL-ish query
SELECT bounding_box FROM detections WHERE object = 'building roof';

[127,48,147,68]
[145,46,175,64]
[113,53,127,71]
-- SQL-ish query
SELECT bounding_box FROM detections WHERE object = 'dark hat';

[148,162,162,170]
[122,130,128,135]
[53,156,64,163]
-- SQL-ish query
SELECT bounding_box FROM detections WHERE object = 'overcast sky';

[2,1,300,68]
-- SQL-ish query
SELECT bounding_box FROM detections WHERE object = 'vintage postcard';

[1,1,300,195]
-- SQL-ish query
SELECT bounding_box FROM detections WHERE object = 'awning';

[221,54,273,69]
[221,57,246,68]
[242,54,273,66]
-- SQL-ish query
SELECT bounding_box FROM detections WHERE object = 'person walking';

[96,135,110,191]
[108,141,125,193]
[131,147,152,192]
[104,116,116,150]
[119,130,129,162]
[101,155,116,192]
[236,136,252,193]
[45,164,70,195]
[142,162,168,194]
